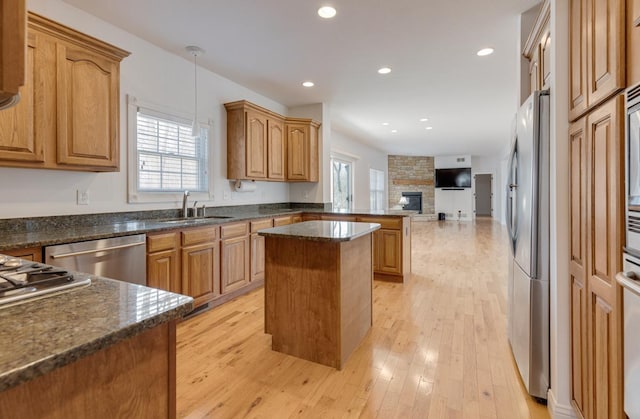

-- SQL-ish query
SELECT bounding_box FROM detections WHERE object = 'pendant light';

[186,45,205,137]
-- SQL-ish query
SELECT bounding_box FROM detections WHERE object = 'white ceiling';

[61,0,540,157]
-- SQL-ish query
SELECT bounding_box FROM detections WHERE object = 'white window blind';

[136,109,208,192]
[370,168,385,210]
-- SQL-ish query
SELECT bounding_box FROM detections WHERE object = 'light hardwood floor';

[176,219,550,418]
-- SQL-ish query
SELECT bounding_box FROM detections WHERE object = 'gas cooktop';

[0,256,91,306]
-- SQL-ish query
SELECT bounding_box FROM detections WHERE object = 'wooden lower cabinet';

[147,227,219,308]
[221,222,250,294]
[2,246,42,262]
[569,95,624,419]
[147,232,181,294]
[250,218,273,282]
[375,229,402,274]
[181,228,219,306]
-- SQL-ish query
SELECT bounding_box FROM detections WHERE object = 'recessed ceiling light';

[391,129,398,133]
[425,126,433,130]
[419,118,429,122]
[477,48,494,56]
[302,81,315,87]
[382,122,389,126]
[378,67,392,75]
[318,6,337,18]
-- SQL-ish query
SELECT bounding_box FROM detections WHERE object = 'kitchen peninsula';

[260,220,380,369]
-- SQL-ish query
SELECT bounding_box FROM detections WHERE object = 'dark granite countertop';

[0,205,413,251]
[258,220,381,242]
[0,273,193,392]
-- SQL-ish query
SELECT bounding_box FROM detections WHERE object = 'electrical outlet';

[303,190,309,199]
[223,191,230,200]
[77,190,89,205]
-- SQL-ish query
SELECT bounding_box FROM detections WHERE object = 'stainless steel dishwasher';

[45,234,147,285]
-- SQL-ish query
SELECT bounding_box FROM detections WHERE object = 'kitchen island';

[259,220,380,369]
[0,263,193,419]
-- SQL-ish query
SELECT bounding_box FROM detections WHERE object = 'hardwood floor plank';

[176,219,550,418]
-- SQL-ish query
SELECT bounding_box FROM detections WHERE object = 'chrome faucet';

[182,190,190,218]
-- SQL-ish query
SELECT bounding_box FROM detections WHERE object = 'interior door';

[474,174,492,216]
[331,158,353,211]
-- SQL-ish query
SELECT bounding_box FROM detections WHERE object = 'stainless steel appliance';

[620,83,640,419]
[45,234,146,285]
[0,256,91,306]
[617,255,640,419]
[506,90,550,401]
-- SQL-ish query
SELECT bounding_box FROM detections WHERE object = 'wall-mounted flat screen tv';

[435,167,472,188]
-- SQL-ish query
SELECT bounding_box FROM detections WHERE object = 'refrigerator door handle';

[506,137,518,252]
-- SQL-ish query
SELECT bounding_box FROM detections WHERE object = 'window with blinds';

[136,109,208,192]
[370,168,385,210]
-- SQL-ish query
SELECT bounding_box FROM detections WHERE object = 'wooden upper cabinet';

[0,0,26,108]
[628,0,640,87]
[225,100,320,182]
[56,43,120,169]
[570,0,588,120]
[0,31,47,163]
[523,1,549,97]
[286,118,319,182]
[0,12,129,171]
[225,101,288,181]
[587,0,625,107]
[267,118,285,180]
[570,0,625,121]
[245,110,268,179]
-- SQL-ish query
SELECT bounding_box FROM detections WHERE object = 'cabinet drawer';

[147,232,178,253]
[302,213,321,221]
[321,214,356,222]
[273,215,293,226]
[221,221,249,239]
[356,216,402,230]
[182,226,218,247]
[251,218,273,233]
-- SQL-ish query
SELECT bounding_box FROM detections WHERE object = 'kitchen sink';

[156,215,233,225]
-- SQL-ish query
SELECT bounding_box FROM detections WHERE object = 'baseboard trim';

[547,389,578,419]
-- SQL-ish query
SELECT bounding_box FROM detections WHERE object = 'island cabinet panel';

[250,218,273,282]
[221,222,250,294]
[264,234,372,369]
[0,13,129,171]
[0,0,26,105]
[0,322,177,419]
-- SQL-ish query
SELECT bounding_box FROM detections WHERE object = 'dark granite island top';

[0,273,193,393]
[258,220,381,242]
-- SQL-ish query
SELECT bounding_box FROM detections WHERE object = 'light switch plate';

[77,190,89,205]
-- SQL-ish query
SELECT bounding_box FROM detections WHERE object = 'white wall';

[434,155,473,221]
[331,130,388,210]
[0,0,293,219]
[548,0,573,417]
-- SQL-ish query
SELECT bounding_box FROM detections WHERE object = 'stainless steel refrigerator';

[506,90,550,401]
